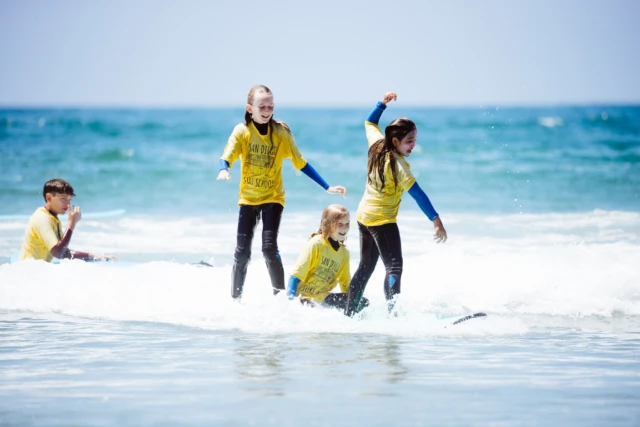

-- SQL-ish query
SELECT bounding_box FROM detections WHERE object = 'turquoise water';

[1,106,638,216]
[1,107,639,426]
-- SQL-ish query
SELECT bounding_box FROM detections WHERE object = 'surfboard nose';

[452,312,488,325]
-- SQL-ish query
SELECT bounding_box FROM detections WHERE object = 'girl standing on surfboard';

[343,92,447,317]
[217,85,346,299]
[286,204,369,313]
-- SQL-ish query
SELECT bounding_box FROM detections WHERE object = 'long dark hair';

[367,118,416,190]
[244,85,291,137]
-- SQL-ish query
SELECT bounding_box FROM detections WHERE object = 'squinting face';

[394,129,417,157]
[247,91,274,124]
[47,193,72,215]
[330,214,350,242]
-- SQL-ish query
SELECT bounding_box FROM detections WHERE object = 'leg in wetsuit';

[231,203,285,299]
[344,222,403,316]
[322,293,369,313]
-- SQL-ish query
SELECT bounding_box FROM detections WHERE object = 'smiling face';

[330,213,350,242]
[246,91,274,124]
[393,129,417,157]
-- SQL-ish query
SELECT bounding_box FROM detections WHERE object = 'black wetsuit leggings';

[231,203,284,299]
[301,293,370,313]
[344,222,403,316]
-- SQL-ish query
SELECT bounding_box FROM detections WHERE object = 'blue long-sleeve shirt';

[218,159,329,190]
[366,101,439,221]
[367,101,387,124]
[408,182,438,221]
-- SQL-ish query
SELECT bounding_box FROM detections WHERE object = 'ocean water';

[0,106,639,426]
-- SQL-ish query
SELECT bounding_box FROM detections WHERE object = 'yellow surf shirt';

[290,235,351,303]
[356,122,417,226]
[221,122,308,206]
[19,207,63,262]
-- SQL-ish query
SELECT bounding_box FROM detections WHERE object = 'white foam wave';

[0,260,517,337]
[1,210,638,334]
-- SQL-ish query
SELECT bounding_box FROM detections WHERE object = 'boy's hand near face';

[68,205,82,230]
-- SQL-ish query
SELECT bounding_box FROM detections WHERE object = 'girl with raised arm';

[344,92,447,317]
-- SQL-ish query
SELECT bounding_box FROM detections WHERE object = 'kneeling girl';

[287,204,368,312]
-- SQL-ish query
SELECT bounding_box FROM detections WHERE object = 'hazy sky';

[1,0,639,107]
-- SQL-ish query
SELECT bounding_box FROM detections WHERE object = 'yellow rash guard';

[290,235,351,303]
[356,121,416,226]
[221,122,308,206]
[19,207,63,262]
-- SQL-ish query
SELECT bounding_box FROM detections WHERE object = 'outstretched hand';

[432,217,448,244]
[382,92,397,105]
[327,186,347,197]
[92,254,118,261]
[217,170,231,181]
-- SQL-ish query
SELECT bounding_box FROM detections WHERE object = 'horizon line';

[1,101,639,110]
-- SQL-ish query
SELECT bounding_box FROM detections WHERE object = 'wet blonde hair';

[311,204,350,243]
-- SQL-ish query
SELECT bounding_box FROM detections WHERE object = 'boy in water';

[19,178,116,262]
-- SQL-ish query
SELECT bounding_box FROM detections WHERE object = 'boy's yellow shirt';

[290,234,351,303]
[221,122,308,206]
[19,207,63,262]
[356,121,416,226]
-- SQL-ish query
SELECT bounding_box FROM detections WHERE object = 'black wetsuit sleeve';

[50,229,73,259]
[66,250,93,261]
[51,229,93,260]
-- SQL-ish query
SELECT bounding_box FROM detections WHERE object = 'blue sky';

[1,0,638,107]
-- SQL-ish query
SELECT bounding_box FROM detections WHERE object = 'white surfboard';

[441,312,487,327]
[0,209,126,221]
[9,251,214,268]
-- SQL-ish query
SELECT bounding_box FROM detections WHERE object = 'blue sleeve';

[300,162,330,190]
[287,276,301,300]
[366,101,387,125]
[218,159,230,171]
[408,182,439,221]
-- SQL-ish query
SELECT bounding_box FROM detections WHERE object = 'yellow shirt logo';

[290,235,351,302]
[221,122,308,206]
